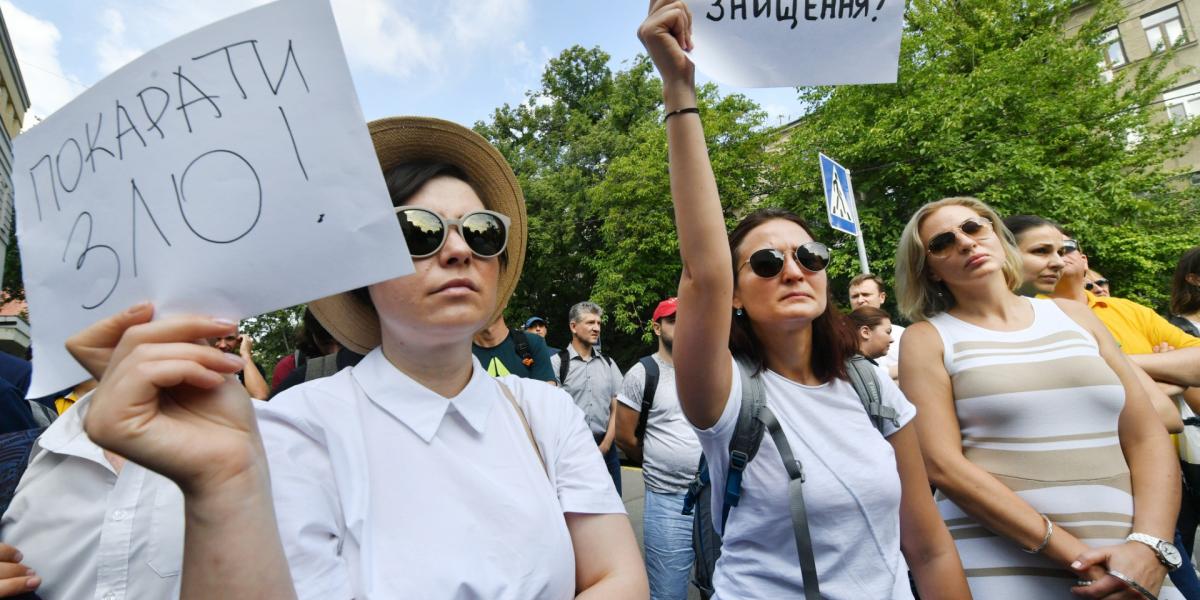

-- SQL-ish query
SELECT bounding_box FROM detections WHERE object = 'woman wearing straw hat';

[66,116,647,599]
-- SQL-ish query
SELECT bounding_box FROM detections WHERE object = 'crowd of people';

[0,2,1197,599]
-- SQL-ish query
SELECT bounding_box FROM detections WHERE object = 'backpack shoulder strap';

[758,405,821,600]
[720,357,767,532]
[633,355,660,444]
[557,348,570,383]
[510,329,535,369]
[845,355,898,434]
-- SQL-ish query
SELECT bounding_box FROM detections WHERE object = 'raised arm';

[638,0,733,429]
[66,308,297,600]
[238,335,271,399]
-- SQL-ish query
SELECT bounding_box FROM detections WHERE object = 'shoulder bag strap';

[845,355,898,433]
[721,357,766,532]
[557,348,570,384]
[758,404,821,600]
[497,381,549,478]
[634,356,660,444]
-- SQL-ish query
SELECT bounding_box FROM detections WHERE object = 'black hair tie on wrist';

[663,107,700,122]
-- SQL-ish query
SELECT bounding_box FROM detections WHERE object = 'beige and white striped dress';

[929,297,1180,599]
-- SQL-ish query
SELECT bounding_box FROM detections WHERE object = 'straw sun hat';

[309,117,527,354]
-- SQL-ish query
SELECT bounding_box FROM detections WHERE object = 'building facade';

[0,6,29,357]
[1070,0,1200,181]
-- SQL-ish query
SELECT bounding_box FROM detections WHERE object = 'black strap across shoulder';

[510,329,535,371]
[557,348,570,383]
[633,355,660,444]
[556,347,613,384]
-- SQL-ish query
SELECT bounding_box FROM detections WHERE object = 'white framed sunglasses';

[395,207,511,258]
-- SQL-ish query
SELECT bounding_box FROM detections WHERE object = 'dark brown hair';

[728,208,856,382]
[1172,246,1200,315]
[847,306,891,330]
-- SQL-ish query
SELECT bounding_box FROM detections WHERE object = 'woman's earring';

[735,308,744,316]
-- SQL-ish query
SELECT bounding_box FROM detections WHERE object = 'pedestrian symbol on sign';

[819,153,859,236]
[827,170,854,224]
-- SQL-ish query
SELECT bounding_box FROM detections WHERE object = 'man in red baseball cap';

[615,296,700,599]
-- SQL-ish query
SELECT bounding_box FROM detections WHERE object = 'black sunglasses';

[396,207,511,258]
[740,242,831,278]
[1084,279,1109,291]
[926,217,993,257]
[1062,239,1080,255]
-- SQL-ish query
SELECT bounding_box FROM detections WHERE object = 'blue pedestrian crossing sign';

[819,153,859,236]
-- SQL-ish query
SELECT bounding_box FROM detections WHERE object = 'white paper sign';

[685,0,905,87]
[14,0,412,397]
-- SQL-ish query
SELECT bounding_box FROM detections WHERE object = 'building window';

[1143,5,1188,51]
[1164,82,1200,125]
[1101,28,1128,70]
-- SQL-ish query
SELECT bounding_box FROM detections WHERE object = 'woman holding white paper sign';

[74,117,647,599]
[638,2,968,599]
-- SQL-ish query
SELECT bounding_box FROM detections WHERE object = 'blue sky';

[3,0,807,131]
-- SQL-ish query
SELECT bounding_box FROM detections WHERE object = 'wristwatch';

[1126,532,1184,571]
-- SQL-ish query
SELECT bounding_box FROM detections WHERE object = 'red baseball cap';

[652,297,678,322]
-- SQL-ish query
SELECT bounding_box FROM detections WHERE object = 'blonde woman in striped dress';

[895,197,1182,599]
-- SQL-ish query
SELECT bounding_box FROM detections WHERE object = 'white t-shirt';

[616,354,702,494]
[695,356,917,600]
[258,348,625,599]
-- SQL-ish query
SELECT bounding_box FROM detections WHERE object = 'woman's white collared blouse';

[257,348,625,599]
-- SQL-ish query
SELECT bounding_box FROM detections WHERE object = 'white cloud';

[95,8,144,75]
[0,0,88,128]
[5,0,536,125]
[330,0,441,78]
[81,0,533,84]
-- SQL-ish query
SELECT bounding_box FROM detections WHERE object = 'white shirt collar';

[35,390,112,469]
[351,347,497,443]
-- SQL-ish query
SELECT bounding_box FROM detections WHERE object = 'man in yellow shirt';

[1051,238,1200,387]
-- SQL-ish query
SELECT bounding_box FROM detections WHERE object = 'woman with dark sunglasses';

[62,117,648,599]
[1086,272,1112,297]
[638,3,967,598]
[895,197,1183,599]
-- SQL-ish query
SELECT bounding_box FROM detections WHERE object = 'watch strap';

[1126,532,1181,570]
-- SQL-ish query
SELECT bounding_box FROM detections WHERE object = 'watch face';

[1161,542,1184,567]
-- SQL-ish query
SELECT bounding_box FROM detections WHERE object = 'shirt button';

[111,510,127,521]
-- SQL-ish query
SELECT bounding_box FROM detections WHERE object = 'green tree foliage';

[774,0,1200,311]
[476,47,771,365]
[240,305,304,377]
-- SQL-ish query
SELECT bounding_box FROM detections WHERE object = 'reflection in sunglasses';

[396,207,510,259]
[927,217,992,257]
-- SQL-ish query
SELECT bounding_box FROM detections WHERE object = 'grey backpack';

[681,355,897,600]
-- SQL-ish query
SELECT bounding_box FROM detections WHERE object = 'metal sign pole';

[856,231,870,274]
[855,190,870,274]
